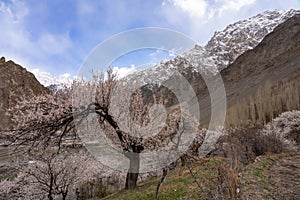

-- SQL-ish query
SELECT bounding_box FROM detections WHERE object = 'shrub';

[217,125,288,166]
[77,178,111,199]
[188,158,239,200]
[270,110,300,147]
[286,128,300,146]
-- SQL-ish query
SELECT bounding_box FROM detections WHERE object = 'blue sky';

[1,0,300,80]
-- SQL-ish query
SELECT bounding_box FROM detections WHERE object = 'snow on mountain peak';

[205,9,300,70]
[30,68,73,87]
[122,45,216,86]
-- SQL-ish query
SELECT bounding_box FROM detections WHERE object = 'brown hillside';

[203,14,300,127]
[0,57,50,130]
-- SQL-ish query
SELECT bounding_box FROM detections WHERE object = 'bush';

[270,110,300,147]
[216,125,288,166]
[188,158,239,200]
[286,128,300,146]
[77,178,111,200]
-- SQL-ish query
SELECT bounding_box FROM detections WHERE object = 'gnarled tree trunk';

[125,145,144,189]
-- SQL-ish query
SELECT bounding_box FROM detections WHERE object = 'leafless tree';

[0,152,104,200]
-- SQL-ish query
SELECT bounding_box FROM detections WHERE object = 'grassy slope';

[91,151,300,200]
[94,157,230,200]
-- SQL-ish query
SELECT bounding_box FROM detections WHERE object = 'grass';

[93,152,300,200]
[100,169,194,200]
[252,168,263,177]
[251,157,274,192]
[94,157,228,200]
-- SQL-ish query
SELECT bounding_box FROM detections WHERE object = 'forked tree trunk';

[125,145,144,189]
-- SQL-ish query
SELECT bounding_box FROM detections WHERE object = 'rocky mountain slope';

[124,11,300,129]
[206,9,300,70]
[222,13,300,126]
[124,10,300,127]
[122,9,299,87]
[0,57,49,130]
[30,69,73,93]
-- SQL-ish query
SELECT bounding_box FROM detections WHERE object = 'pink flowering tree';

[0,152,106,200]
[7,69,199,191]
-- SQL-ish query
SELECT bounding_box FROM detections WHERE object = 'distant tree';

[0,153,103,200]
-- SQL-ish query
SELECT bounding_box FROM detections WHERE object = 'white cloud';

[215,0,257,16]
[168,48,182,57]
[0,0,28,22]
[76,0,95,16]
[160,0,258,44]
[172,0,207,17]
[37,33,72,55]
[0,0,74,76]
[167,0,257,19]
[149,49,163,58]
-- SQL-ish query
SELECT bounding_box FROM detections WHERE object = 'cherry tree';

[8,69,199,191]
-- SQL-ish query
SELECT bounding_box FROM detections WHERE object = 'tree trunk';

[48,191,53,200]
[62,192,67,200]
[125,145,144,189]
[48,175,54,200]
[125,171,139,189]
[154,168,168,200]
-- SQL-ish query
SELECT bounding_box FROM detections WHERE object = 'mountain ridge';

[0,57,50,130]
[205,9,300,70]
[121,9,300,86]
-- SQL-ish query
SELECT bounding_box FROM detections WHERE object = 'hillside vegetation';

[92,151,300,200]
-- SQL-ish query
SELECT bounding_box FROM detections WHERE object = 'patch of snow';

[30,68,73,87]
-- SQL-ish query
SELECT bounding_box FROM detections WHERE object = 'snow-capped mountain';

[205,9,300,70]
[122,45,216,86]
[123,9,299,85]
[31,69,73,86]
[30,9,299,89]
[30,69,74,93]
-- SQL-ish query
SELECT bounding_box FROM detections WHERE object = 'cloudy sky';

[1,0,300,82]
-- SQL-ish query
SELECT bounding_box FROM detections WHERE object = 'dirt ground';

[239,151,300,200]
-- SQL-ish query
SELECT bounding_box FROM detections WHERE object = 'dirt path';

[239,151,300,200]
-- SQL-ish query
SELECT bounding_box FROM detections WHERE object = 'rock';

[0,57,5,63]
